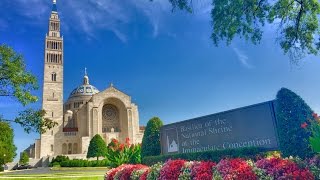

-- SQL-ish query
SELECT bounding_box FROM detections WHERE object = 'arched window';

[73,143,78,154]
[102,104,120,132]
[62,143,67,154]
[51,73,57,81]
[68,143,72,154]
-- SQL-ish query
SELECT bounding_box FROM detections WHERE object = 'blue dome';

[69,84,99,98]
[68,73,99,99]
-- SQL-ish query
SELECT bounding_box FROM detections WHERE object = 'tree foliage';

[275,88,314,158]
[19,151,29,165]
[87,134,107,160]
[162,0,320,62]
[0,44,38,105]
[141,117,163,158]
[0,122,16,166]
[0,44,57,134]
[14,109,58,134]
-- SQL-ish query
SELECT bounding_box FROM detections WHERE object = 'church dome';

[68,70,99,99]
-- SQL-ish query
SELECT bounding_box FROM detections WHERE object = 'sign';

[160,101,279,154]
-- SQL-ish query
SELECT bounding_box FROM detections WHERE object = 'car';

[13,165,33,170]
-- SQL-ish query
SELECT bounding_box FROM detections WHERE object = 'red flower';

[105,164,148,180]
[119,144,125,151]
[216,158,257,180]
[256,158,314,180]
[159,159,186,180]
[125,137,130,147]
[140,169,149,180]
[301,122,308,129]
[312,113,318,119]
[191,161,216,180]
[112,139,118,144]
[118,164,148,180]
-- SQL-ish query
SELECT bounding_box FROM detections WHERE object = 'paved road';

[3,167,107,175]
[3,168,52,175]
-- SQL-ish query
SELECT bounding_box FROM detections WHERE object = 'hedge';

[275,88,315,158]
[59,159,110,167]
[50,156,110,167]
[142,147,267,166]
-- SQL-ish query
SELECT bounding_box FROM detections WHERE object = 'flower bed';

[105,157,317,180]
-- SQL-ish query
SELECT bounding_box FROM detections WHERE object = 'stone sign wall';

[160,101,279,155]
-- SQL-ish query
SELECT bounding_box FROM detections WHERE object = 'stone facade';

[29,1,144,160]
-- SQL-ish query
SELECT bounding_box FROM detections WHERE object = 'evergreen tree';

[19,151,29,165]
[276,88,314,158]
[0,122,16,168]
[141,117,163,158]
[87,134,107,160]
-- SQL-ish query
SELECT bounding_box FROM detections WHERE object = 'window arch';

[51,72,57,81]
[62,143,67,154]
[73,143,78,154]
[102,104,120,132]
[68,143,72,154]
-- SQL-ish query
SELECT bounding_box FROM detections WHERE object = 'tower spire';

[52,0,57,12]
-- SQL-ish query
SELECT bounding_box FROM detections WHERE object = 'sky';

[1,0,320,160]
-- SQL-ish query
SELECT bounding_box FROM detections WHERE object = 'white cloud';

[232,47,254,69]
[130,0,171,38]
[7,0,212,42]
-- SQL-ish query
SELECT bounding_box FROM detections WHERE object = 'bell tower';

[40,0,64,158]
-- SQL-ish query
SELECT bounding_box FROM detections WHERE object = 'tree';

[275,88,314,158]
[141,117,163,158]
[0,122,16,168]
[0,44,57,133]
[19,151,29,165]
[87,134,107,160]
[159,0,320,62]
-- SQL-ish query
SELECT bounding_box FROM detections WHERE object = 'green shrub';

[49,155,69,167]
[275,88,315,158]
[59,159,110,167]
[51,162,60,167]
[141,117,163,159]
[142,147,266,166]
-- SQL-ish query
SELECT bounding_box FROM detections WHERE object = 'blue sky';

[1,0,320,160]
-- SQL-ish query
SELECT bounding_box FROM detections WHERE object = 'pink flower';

[125,137,130,147]
[191,161,216,180]
[159,159,186,180]
[301,122,308,129]
[312,113,318,119]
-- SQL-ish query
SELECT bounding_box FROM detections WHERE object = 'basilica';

[28,0,144,160]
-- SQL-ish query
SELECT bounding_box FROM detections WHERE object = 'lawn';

[0,167,107,180]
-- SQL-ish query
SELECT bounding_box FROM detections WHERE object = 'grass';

[0,167,107,180]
